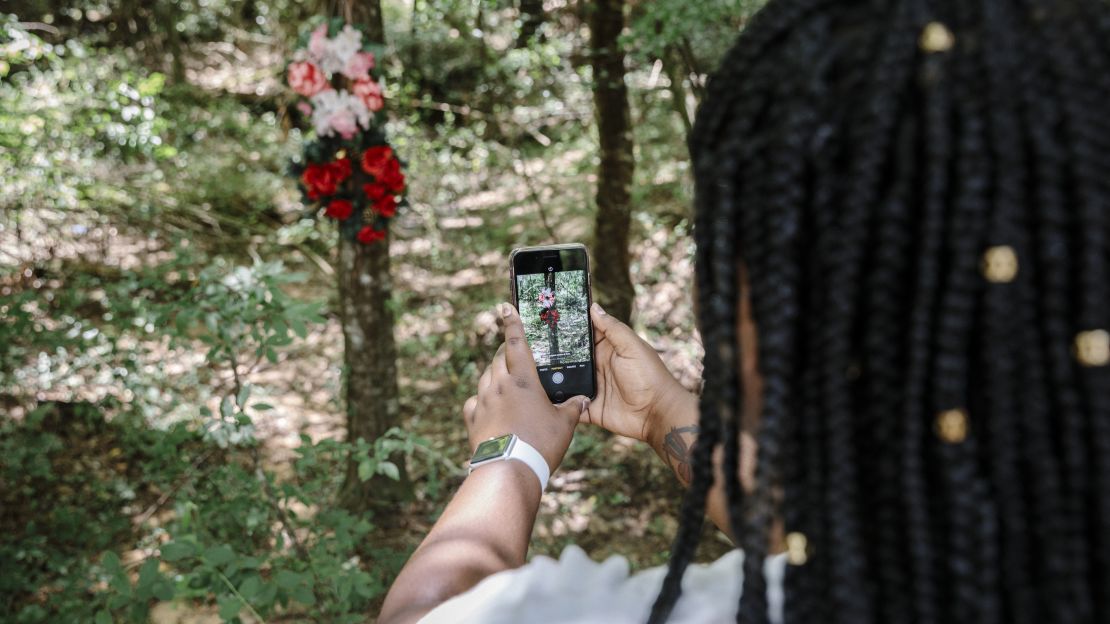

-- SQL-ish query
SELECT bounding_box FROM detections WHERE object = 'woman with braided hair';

[379,0,1110,622]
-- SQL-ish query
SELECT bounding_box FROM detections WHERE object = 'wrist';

[467,457,543,503]
[647,383,698,455]
[469,434,551,492]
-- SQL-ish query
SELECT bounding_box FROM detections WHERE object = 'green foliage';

[0,17,303,252]
[625,0,763,67]
[124,427,452,623]
[0,403,448,622]
[0,402,201,621]
[0,249,458,621]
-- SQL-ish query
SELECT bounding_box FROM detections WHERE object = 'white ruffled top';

[419,546,787,624]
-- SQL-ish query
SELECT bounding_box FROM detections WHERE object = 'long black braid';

[651,0,1110,622]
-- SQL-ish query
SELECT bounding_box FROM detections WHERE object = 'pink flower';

[288,61,328,98]
[296,101,313,117]
[329,108,358,139]
[308,24,329,61]
[343,51,376,81]
[352,77,384,113]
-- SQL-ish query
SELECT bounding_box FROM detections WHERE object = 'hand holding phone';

[509,244,598,404]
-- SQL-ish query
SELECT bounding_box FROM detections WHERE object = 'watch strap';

[506,437,550,492]
[469,435,550,492]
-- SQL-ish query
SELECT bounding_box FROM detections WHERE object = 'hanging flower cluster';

[286,19,405,245]
[539,307,560,329]
[289,23,383,138]
[537,288,559,328]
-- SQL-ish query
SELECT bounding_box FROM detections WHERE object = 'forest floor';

[3,35,735,622]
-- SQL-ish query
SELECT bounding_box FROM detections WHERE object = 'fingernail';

[581,398,590,413]
[501,303,513,317]
[592,302,606,316]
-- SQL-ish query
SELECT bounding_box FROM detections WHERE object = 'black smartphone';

[509,243,597,404]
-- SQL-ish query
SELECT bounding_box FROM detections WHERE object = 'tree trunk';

[545,270,559,356]
[589,0,635,324]
[333,0,409,512]
[518,0,545,46]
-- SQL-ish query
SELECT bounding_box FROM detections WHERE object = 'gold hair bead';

[935,408,969,444]
[920,22,955,53]
[981,245,1019,283]
[786,532,808,566]
[1074,329,1110,367]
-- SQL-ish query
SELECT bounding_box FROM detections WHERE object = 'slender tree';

[545,270,559,356]
[518,0,546,46]
[589,0,635,323]
[331,0,408,512]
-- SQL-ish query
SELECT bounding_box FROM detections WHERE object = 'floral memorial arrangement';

[286,20,405,245]
[537,287,559,328]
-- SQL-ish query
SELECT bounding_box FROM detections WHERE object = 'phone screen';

[511,245,596,403]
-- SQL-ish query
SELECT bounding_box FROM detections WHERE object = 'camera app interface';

[515,267,592,398]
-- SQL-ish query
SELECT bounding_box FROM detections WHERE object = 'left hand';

[463,302,589,472]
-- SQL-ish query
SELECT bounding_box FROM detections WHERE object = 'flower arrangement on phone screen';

[286,19,406,245]
[537,287,559,328]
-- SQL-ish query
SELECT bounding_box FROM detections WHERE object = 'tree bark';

[589,0,636,323]
[333,0,409,512]
[545,270,559,357]
[517,0,546,46]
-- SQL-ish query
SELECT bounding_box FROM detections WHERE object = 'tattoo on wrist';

[662,425,700,487]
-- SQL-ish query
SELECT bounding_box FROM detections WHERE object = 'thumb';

[591,303,640,352]
[556,395,591,422]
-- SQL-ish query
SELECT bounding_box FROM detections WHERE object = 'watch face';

[472,434,514,464]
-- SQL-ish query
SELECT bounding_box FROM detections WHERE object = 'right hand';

[463,303,589,473]
[581,303,693,450]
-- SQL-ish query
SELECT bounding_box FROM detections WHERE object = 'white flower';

[331,25,363,64]
[310,89,371,138]
[538,287,556,308]
[318,25,363,76]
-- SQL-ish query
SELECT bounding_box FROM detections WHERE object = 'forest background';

[0,1,763,621]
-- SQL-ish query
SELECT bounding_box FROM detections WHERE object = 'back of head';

[653,0,1110,622]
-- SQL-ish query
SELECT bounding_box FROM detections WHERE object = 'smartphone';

[509,243,597,404]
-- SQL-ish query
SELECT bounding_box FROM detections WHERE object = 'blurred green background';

[0,1,763,621]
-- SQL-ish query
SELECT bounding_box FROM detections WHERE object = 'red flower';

[363,182,388,201]
[378,157,406,193]
[357,225,386,244]
[539,308,560,328]
[301,158,352,200]
[287,61,329,98]
[373,195,397,218]
[361,146,393,178]
[325,199,353,220]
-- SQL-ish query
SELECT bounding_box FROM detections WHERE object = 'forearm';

[648,389,737,542]
[378,460,541,624]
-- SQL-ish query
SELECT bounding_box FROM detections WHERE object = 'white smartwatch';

[468,434,550,492]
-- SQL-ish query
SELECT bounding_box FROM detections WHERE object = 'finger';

[463,395,478,423]
[478,363,493,392]
[498,302,538,376]
[556,395,591,423]
[492,343,508,375]
[591,303,640,353]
